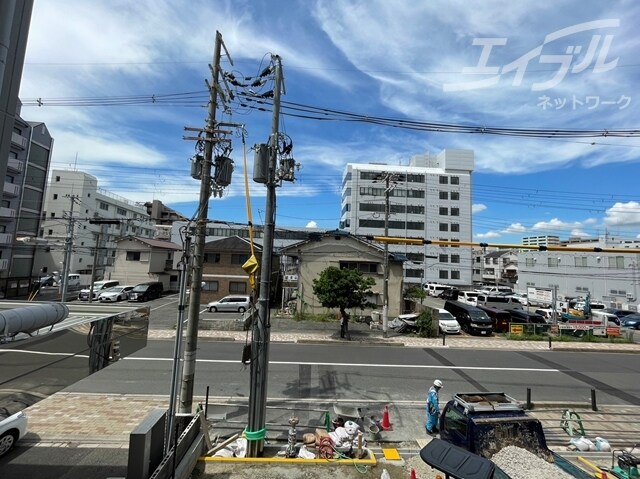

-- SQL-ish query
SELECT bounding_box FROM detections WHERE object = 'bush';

[416,310,437,338]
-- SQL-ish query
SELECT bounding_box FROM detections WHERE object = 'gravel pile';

[491,446,573,479]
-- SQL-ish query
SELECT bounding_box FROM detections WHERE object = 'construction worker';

[426,379,443,434]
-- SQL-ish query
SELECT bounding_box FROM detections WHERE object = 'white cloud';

[531,217,586,231]
[306,221,318,228]
[476,231,501,239]
[472,203,487,214]
[504,223,526,233]
[604,201,640,226]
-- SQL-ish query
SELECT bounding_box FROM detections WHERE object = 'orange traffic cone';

[410,468,417,479]
[380,404,392,430]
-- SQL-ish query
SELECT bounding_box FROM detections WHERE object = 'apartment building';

[340,149,474,286]
[0,111,53,297]
[522,235,560,246]
[36,170,155,281]
[517,234,640,308]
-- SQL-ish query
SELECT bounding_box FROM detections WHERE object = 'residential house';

[279,231,405,318]
[201,235,280,304]
[113,236,181,290]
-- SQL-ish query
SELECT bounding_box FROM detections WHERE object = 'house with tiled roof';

[113,236,182,290]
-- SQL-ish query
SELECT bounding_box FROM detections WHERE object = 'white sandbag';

[298,445,316,459]
[595,437,611,452]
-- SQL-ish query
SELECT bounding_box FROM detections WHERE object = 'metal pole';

[88,229,101,303]
[526,387,532,409]
[382,174,390,337]
[180,31,222,413]
[247,54,282,457]
[591,389,598,411]
[59,195,77,302]
[166,235,191,454]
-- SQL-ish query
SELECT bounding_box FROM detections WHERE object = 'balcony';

[7,158,24,174]
[0,207,16,220]
[3,183,20,197]
[11,131,28,149]
[0,233,12,244]
[0,258,8,271]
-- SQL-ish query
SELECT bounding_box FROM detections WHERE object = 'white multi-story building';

[518,234,640,308]
[36,170,155,281]
[340,149,474,286]
[522,235,560,246]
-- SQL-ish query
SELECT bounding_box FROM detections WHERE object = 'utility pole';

[88,229,102,303]
[180,31,224,414]
[247,54,283,457]
[59,195,78,302]
[382,174,390,337]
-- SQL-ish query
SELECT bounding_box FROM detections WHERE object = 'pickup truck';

[431,392,592,478]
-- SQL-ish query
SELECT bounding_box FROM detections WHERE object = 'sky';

[18,0,640,244]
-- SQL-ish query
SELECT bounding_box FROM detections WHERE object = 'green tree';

[312,266,376,340]
[404,286,427,305]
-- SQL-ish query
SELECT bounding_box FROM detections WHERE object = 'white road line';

[123,356,559,372]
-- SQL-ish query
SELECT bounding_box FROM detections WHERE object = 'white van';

[424,283,449,297]
[67,274,81,289]
[458,291,479,305]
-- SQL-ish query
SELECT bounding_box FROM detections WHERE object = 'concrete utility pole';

[180,31,223,414]
[382,174,390,337]
[60,195,78,302]
[247,54,283,457]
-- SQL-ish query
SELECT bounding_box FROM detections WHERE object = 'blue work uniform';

[425,386,440,433]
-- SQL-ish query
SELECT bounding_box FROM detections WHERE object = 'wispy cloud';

[472,203,487,214]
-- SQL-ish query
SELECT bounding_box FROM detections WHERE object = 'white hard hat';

[433,379,443,388]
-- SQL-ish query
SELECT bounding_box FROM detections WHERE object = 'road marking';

[123,356,560,372]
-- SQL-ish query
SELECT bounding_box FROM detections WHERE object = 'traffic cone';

[380,404,392,430]
[409,468,417,479]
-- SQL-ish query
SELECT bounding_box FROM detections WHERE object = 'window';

[575,256,587,267]
[439,191,448,200]
[117,207,127,216]
[610,289,627,295]
[231,253,249,265]
[450,191,460,201]
[451,176,460,185]
[99,201,109,211]
[450,207,460,216]
[608,256,624,269]
[205,253,221,263]
[548,257,559,267]
[405,269,424,278]
[451,270,460,279]
[451,223,460,232]
[55,176,60,182]
[439,176,448,184]
[439,223,448,232]
[53,194,58,200]
[525,258,535,266]
[439,270,449,279]
[576,286,590,293]
[48,229,53,235]
[203,281,219,292]
[229,282,247,293]
[126,251,141,261]
[50,212,55,217]
[439,207,448,215]
[406,253,424,262]
[340,261,378,274]
[443,406,467,437]
[439,254,448,263]
[406,205,424,214]
[451,254,460,264]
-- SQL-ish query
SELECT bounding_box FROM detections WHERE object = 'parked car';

[508,292,528,305]
[602,308,635,320]
[621,314,640,330]
[457,291,479,306]
[437,309,461,334]
[534,308,557,323]
[508,309,546,324]
[99,285,135,302]
[477,305,511,333]
[128,282,163,302]
[207,295,251,313]
[438,288,459,300]
[443,301,493,336]
[78,280,120,301]
[0,409,28,458]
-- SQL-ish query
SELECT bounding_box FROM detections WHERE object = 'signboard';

[509,324,524,335]
[283,274,298,282]
[606,327,621,337]
[527,287,553,306]
[549,324,559,335]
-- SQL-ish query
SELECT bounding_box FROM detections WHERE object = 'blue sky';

[18,0,640,243]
